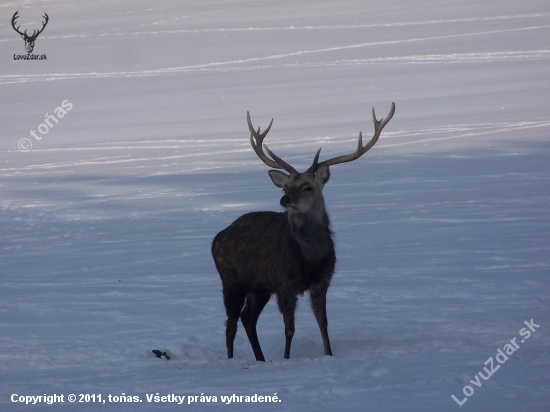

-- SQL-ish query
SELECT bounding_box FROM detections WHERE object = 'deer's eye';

[303,186,313,193]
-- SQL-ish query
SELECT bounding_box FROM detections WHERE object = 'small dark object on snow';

[152,350,171,360]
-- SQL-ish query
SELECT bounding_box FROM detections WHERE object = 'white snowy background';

[1,0,549,411]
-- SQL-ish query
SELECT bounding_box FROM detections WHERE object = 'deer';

[11,10,49,54]
[212,103,395,362]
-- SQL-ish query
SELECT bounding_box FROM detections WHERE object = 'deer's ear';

[315,164,330,189]
[268,170,289,188]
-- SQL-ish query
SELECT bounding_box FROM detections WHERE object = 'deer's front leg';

[309,281,333,356]
[277,292,297,359]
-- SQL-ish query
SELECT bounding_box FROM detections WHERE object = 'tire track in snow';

[379,121,550,148]
[317,51,550,65]
[148,12,550,34]
[1,25,549,85]
[2,121,549,175]
[1,12,548,41]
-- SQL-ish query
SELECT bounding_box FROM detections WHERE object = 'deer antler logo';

[11,10,49,54]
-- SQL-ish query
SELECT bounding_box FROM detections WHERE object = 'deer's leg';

[223,286,246,359]
[277,292,297,359]
[240,292,271,362]
[309,281,333,356]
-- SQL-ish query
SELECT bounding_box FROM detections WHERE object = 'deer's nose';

[280,195,291,207]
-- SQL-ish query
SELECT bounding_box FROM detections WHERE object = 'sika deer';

[212,103,395,361]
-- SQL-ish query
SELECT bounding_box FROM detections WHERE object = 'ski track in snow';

[1,1,550,411]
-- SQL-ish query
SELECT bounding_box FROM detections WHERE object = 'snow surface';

[1,0,549,411]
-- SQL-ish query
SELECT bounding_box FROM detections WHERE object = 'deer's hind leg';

[222,285,246,359]
[240,292,271,362]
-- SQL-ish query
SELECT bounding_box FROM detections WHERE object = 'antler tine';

[318,102,395,168]
[247,111,297,174]
[305,148,322,174]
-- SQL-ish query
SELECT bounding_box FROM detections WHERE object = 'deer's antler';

[307,102,395,173]
[247,112,297,174]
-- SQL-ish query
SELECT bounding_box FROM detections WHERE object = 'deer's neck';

[287,209,333,262]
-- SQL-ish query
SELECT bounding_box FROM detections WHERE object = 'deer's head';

[12,11,49,54]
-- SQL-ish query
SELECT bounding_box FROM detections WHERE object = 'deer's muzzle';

[280,195,291,207]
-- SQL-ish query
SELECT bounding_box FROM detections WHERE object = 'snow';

[1,0,549,410]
